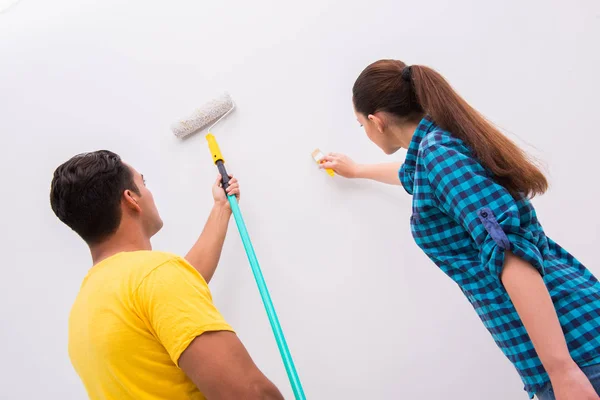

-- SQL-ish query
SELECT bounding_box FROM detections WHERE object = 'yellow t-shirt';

[68,251,234,400]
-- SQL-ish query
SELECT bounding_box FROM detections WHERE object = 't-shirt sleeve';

[420,139,545,280]
[135,257,234,366]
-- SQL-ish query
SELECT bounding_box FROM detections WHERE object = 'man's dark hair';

[50,150,140,244]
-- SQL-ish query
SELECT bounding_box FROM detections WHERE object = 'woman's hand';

[550,363,600,399]
[320,153,359,178]
[212,174,240,209]
[319,153,402,185]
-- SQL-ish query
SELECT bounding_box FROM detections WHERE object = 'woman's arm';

[320,153,401,185]
[502,252,599,399]
[419,139,599,399]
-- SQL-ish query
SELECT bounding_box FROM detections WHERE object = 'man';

[50,150,283,400]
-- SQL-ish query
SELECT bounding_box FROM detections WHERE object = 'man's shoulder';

[127,251,205,287]
[114,250,183,269]
[93,250,191,288]
[122,250,194,280]
[127,250,183,266]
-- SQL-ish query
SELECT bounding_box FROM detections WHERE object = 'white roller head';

[171,93,234,138]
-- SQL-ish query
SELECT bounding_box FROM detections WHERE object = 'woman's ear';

[368,113,386,134]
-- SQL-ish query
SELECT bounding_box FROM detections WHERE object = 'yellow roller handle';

[206,133,224,164]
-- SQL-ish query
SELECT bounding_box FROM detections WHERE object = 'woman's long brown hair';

[352,59,548,198]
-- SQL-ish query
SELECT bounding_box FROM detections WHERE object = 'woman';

[321,59,600,400]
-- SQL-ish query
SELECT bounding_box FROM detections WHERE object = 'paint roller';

[171,94,306,400]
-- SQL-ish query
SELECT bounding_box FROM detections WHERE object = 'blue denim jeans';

[536,363,600,399]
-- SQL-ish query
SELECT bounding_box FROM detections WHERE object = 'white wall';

[1,0,599,399]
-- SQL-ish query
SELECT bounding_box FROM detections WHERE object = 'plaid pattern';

[399,116,600,398]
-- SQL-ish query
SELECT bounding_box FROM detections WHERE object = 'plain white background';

[1,0,599,398]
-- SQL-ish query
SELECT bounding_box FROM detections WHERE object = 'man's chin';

[150,220,164,237]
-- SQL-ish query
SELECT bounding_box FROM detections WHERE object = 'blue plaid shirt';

[400,116,600,397]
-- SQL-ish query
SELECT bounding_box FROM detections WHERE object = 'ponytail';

[411,65,547,198]
[353,60,548,198]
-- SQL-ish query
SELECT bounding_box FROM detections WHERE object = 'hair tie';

[401,66,412,82]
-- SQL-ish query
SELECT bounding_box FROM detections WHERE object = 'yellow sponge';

[311,148,335,177]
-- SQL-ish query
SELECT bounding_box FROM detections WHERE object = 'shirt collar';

[399,115,438,195]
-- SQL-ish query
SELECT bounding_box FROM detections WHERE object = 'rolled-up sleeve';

[420,139,545,279]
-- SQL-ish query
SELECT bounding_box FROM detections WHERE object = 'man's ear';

[368,112,386,134]
[123,190,141,212]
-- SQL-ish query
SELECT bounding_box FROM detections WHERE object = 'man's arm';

[137,258,283,399]
[185,175,239,283]
[179,331,284,400]
[185,203,231,283]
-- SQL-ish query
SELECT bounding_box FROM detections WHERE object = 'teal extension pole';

[206,134,306,400]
